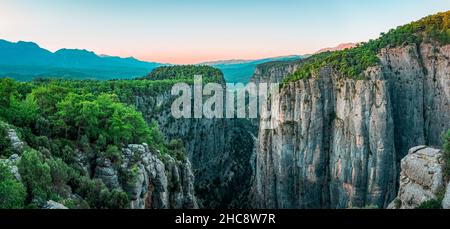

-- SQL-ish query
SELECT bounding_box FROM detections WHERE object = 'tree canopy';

[283,11,450,84]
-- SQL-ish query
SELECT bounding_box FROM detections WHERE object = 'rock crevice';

[252,42,450,208]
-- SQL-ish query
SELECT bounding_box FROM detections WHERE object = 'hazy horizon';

[1,0,449,64]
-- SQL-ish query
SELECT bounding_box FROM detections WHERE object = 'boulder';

[121,143,198,209]
[94,158,120,190]
[6,128,24,152]
[388,146,444,209]
[43,200,68,209]
[0,154,22,181]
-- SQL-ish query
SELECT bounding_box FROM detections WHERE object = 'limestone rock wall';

[252,42,450,209]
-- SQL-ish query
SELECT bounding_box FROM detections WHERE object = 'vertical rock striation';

[131,91,256,208]
[252,42,450,209]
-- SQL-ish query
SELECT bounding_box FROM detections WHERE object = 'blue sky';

[1,0,449,64]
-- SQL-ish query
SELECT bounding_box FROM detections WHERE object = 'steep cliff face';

[253,42,450,209]
[380,43,450,158]
[250,60,302,85]
[131,91,256,208]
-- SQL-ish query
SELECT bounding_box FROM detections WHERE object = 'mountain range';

[0,39,354,83]
[0,39,163,81]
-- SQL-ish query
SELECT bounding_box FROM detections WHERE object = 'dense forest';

[283,11,450,83]
[0,65,222,209]
[140,65,224,83]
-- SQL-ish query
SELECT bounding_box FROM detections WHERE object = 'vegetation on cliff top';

[0,72,192,208]
[140,65,224,83]
[283,11,450,84]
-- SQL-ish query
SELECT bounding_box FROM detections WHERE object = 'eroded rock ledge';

[388,146,445,209]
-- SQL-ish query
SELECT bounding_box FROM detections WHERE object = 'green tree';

[18,150,52,201]
[148,120,166,154]
[30,85,68,116]
[102,145,122,166]
[71,176,128,209]
[443,130,450,179]
[168,139,186,161]
[105,189,129,209]
[0,163,26,209]
[0,78,18,109]
[6,95,39,127]
[48,158,69,188]
[0,124,14,158]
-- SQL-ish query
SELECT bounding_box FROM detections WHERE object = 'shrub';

[168,139,187,162]
[0,124,14,158]
[72,176,108,209]
[0,163,27,209]
[148,120,167,154]
[120,164,140,185]
[416,189,445,209]
[71,175,130,209]
[18,149,52,201]
[102,145,122,166]
[105,189,130,209]
[48,158,69,188]
[60,197,90,209]
[416,199,442,209]
[443,129,450,180]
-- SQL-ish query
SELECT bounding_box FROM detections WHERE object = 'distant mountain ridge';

[0,39,306,83]
[314,42,358,54]
[199,55,303,66]
[0,39,163,81]
[201,55,306,83]
[0,39,344,83]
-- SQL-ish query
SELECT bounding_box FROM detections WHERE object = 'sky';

[0,0,449,64]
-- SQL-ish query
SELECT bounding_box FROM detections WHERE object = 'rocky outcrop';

[1,122,25,153]
[120,144,198,209]
[387,146,444,209]
[252,42,450,209]
[0,124,24,181]
[94,158,120,190]
[250,59,302,85]
[43,200,68,209]
[0,154,22,181]
[6,129,24,152]
[91,143,198,209]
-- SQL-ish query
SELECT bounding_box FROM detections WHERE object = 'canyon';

[122,40,449,209]
[1,12,449,210]
[251,42,450,208]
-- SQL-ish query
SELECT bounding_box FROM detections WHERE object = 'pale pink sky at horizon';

[1,0,449,64]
